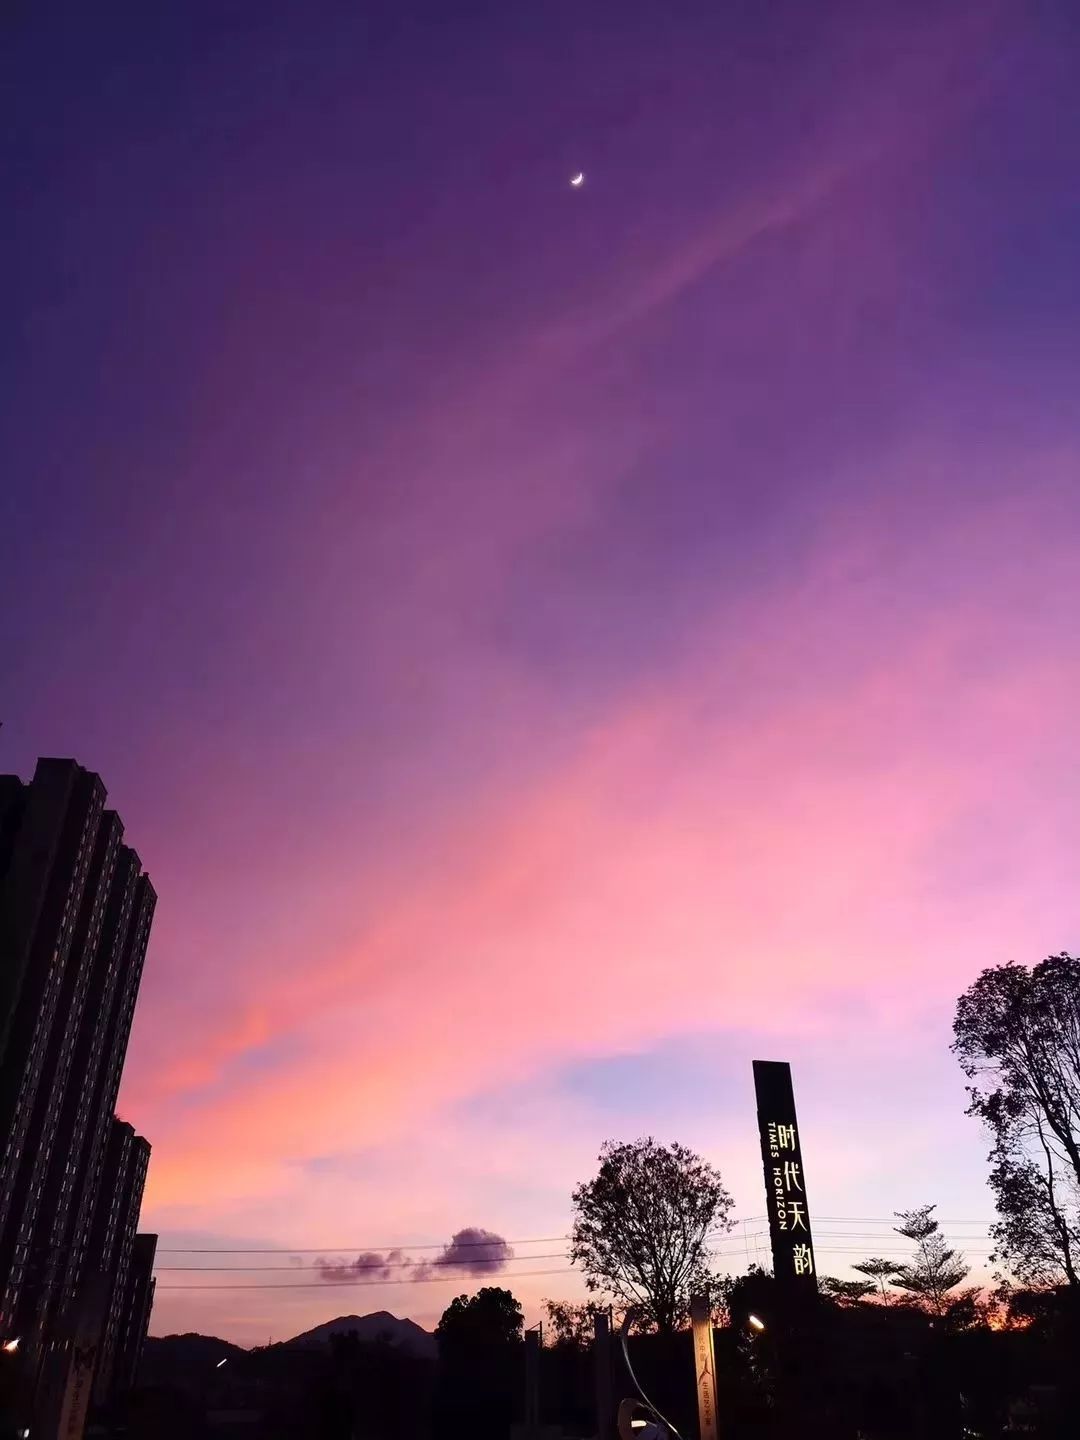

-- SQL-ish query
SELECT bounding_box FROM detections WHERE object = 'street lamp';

[747,1315,766,1334]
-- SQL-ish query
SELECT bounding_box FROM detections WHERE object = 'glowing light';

[2,1337,19,1353]
[748,1314,766,1333]
[570,172,585,187]
[216,1357,228,1367]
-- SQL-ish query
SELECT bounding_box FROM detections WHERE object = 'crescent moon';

[570,172,585,187]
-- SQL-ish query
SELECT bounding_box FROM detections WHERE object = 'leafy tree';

[436,1286,524,1349]
[569,1137,733,1332]
[719,1268,781,1412]
[720,1265,777,1329]
[850,1207,976,1327]
[542,1299,610,1349]
[435,1291,522,1440]
[819,1276,876,1306]
[953,955,1080,1287]
[890,1204,971,1319]
[851,1257,897,1304]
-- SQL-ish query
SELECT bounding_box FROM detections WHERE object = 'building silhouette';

[0,757,157,1432]
[89,1120,152,1404]
[111,1232,157,1399]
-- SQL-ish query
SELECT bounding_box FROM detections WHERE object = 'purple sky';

[4,0,1080,1343]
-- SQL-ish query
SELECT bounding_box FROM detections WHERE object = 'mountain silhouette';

[284,1310,437,1358]
[139,1331,246,1387]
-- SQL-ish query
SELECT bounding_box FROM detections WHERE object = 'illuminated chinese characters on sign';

[753,1060,818,1298]
[690,1294,720,1440]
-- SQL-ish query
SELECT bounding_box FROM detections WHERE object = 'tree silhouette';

[850,1207,975,1326]
[819,1276,876,1306]
[718,1268,781,1414]
[435,1288,522,1440]
[852,1257,897,1304]
[720,1265,777,1330]
[890,1205,972,1321]
[954,954,1080,1287]
[570,1137,733,1332]
[542,1299,610,1349]
[436,1287,524,1350]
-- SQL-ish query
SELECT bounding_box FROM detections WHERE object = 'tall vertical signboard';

[752,1060,818,1301]
[53,1270,110,1440]
[690,1295,720,1440]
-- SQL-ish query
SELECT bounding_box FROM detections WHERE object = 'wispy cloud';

[314,1228,513,1284]
[134,455,1080,1217]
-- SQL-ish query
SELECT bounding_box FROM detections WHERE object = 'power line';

[149,1221,813,1255]
[813,1216,995,1225]
[712,1240,995,1256]
[154,1245,836,1272]
[157,1257,1008,1281]
[157,1252,1000,1290]
[151,1216,996,1258]
[156,1243,1001,1285]
[156,1222,769,1255]
[155,1234,570,1255]
[156,1267,577,1291]
[814,1245,995,1253]
[769,1231,991,1241]
[158,1252,568,1273]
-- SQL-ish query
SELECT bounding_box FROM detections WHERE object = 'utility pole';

[524,1325,541,1435]
[593,1310,614,1440]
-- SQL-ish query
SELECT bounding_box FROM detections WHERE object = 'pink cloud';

[121,10,1077,1338]
[128,462,1080,1221]
[122,3,1020,1137]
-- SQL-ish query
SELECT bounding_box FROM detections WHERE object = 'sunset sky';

[4,1,1080,1344]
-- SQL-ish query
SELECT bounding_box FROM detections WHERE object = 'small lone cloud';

[413,1228,514,1282]
[314,1228,513,1285]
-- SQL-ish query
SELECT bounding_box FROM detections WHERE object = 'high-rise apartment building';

[111,1232,157,1399]
[0,757,157,1434]
[86,1120,151,1404]
[43,856,155,1338]
[0,760,108,1311]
